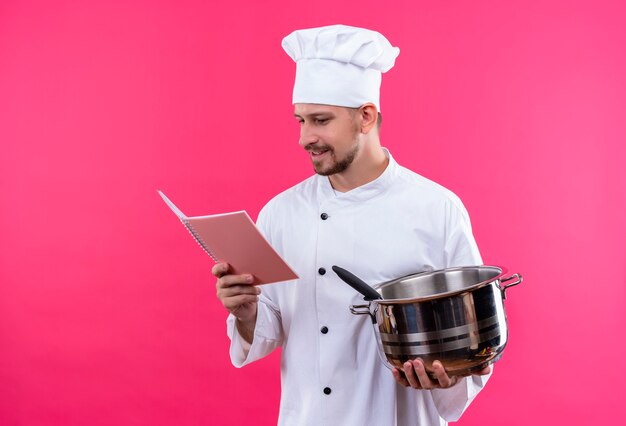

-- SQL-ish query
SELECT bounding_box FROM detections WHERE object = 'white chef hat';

[282,24,400,111]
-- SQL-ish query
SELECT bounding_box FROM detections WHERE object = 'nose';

[299,122,318,148]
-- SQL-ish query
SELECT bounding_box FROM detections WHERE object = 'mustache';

[304,144,333,152]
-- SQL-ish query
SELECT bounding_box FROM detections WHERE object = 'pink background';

[1,1,625,425]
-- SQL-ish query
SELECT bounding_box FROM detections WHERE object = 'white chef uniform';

[227,150,490,425]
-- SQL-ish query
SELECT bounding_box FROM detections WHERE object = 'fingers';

[392,368,410,387]
[221,289,260,307]
[213,262,255,290]
[212,262,260,318]
[217,276,259,306]
[212,262,230,278]
[397,359,456,389]
[404,359,435,389]
[431,360,455,388]
[218,273,254,288]
[394,360,490,390]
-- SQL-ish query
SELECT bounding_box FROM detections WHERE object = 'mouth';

[307,146,332,160]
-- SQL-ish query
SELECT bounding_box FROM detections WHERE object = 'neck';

[329,143,388,193]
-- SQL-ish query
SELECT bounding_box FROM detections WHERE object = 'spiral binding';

[183,220,219,262]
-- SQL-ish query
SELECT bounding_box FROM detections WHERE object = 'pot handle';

[499,273,523,299]
[350,304,377,324]
[350,304,371,315]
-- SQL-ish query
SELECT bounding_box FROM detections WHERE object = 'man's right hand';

[212,262,259,343]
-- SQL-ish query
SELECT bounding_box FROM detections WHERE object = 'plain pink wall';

[1,1,625,425]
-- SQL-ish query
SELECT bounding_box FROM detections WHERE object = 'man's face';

[294,103,361,176]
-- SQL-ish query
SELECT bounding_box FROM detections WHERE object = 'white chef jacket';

[227,150,490,425]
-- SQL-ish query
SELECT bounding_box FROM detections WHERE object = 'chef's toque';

[282,24,400,112]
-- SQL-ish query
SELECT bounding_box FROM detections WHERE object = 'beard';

[313,143,359,176]
[307,131,361,176]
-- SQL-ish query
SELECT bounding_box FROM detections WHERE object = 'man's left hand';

[392,359,491,390]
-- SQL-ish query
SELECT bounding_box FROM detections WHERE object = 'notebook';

[158,190,299,285]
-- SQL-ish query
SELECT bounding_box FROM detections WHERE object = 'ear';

[359,103,378,134]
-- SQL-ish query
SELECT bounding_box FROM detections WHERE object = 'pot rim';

[371,265,508,304]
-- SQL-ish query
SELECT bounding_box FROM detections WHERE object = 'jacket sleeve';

[227,202,285,367]
[227,294,284,367]
[430,197,491,421]
[430,371,491,421]
[443,198,482,267]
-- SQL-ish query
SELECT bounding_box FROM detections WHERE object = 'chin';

[313,165,331,176]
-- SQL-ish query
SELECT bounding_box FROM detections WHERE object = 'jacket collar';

[317,148,398,203]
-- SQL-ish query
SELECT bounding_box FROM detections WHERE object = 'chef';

[213,24,491,425]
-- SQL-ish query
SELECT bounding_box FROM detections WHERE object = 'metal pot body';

[350,266,521,378]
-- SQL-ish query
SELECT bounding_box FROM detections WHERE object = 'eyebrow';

[294,112,334,119]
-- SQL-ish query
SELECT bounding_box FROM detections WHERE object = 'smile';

[307,147,331,159]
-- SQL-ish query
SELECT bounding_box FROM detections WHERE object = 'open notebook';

[158,190,298,285]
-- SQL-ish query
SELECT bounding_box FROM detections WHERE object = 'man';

[213,24,491,425]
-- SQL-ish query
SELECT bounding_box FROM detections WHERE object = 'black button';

[320,213,329,220]
[323,387,332,395]
[318,267,326,275]
[321,326,329,334]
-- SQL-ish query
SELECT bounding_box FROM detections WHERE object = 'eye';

[315,118,329,125]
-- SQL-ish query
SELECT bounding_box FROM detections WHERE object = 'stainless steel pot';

[349,265,522,378]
